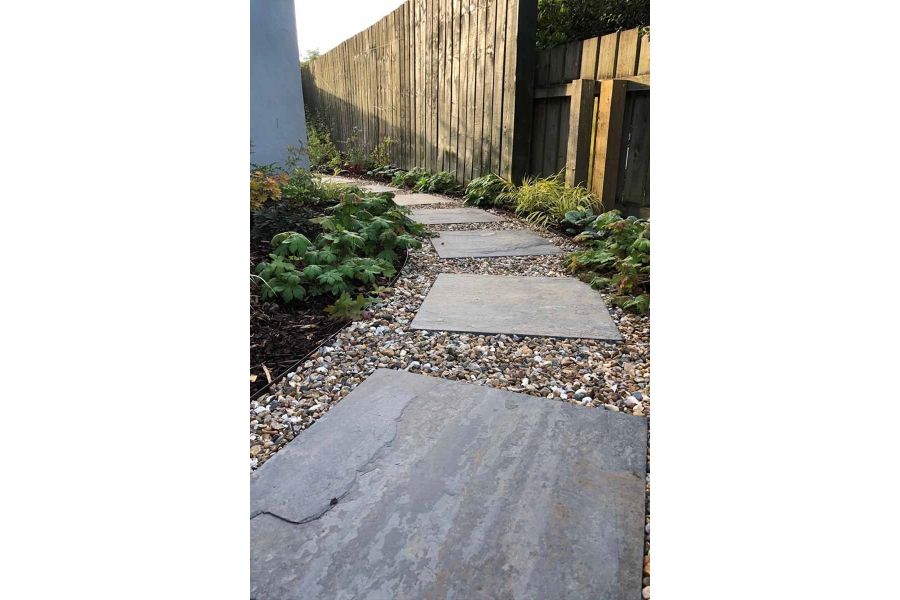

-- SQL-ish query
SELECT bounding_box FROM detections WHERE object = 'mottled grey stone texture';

[410,207,505,224]
[409,273,623,340]
[393,193,457,206]
[251,369,647,600]
[431,229,563,258]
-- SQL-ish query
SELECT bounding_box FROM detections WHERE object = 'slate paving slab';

[410,207,505,224]
[409,273,623,340]
[251,368,647,600]
[431,229,563,258]
[393,193,458,206]
[319,175,406,195]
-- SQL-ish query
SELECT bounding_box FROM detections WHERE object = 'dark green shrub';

[414,171,463,194]
[391,167,428,188]
[464,174,511,207]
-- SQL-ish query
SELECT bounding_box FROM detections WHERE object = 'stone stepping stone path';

[431,228,563,258]
[251,368,647,600]
[393,192,458,206]
[409,206,504,224]
[319,174,405,195]
[410,273,623,340]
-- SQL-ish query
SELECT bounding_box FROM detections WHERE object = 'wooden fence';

[302,0,537,183]
[529,27,650,217]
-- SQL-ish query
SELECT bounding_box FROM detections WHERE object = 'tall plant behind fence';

[302,0,538,183]
[529,27,650,217]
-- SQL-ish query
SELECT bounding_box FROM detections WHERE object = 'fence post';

[590,79,628,210]
[565,79,596,187]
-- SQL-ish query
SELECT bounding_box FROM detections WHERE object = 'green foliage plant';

[306,122,342,172]
[464,173,512,207]
[413,171,463,194]
[563,209,650,314]
[370,137,395,168]
[254,192,425,318]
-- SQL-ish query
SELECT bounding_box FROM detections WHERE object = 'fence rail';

[302,0,537,183]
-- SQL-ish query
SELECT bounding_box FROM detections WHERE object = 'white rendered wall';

[250,0,309,168]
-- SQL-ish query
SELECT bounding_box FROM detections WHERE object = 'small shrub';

[391,167,428,189]
[306,122,342,172]
[343,127,372,174]
[367,165,406,182]
[414,171,463,194]
[500,172,601,229]
[464,173,511,207]
[564,210,650,314]
[370,137,395,168]
[250,169,288,210]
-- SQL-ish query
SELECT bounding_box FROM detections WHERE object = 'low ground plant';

[254,193,425,317]
[390,167,429,189]
[414,171,463,194]
[500,172,601,228]
[464,173,511,207]
[563,209,650,314]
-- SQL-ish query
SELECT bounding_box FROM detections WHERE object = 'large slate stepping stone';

[410,273,623,340]
[393,193,457,206]
[410,207,504,224]
[431,229,563,258]
[319,175,405,195]
[251,369,647,600]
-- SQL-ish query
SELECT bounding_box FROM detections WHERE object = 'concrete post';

[250,0,309,169]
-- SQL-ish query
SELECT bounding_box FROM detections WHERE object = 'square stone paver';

[410,207,505,224]
[410,273,622,340]
[393,193,457,206]
[251,368,647,600]
[319,175,405,194]
[318,174,360,185]
[431,229,563,258]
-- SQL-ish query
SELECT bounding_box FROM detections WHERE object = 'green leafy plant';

[306,121,342,172]
[390,167,428,188]
[367,165,406,182]
[413,171,463,194]
[564,210,649,314]
[500,172,601,229]
[343,127,372,174]
[370,136,395,168]
[324,292,375,320]
[464,173,511,207]
[254,192,424,318]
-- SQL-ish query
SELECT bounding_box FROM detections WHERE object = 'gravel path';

[248,200,651,597]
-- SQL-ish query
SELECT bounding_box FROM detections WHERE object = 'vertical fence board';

[615,27,640,77]
[597,31,619,79]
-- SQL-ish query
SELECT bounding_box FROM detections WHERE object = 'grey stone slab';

[410,207,505,224]
[431,229,563,258]
[318,175,406,195]
[360,182,405,194]
[251,369,647,600]
[393,193,457,206]
[318,174,359,185]
[410,273,623,340]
